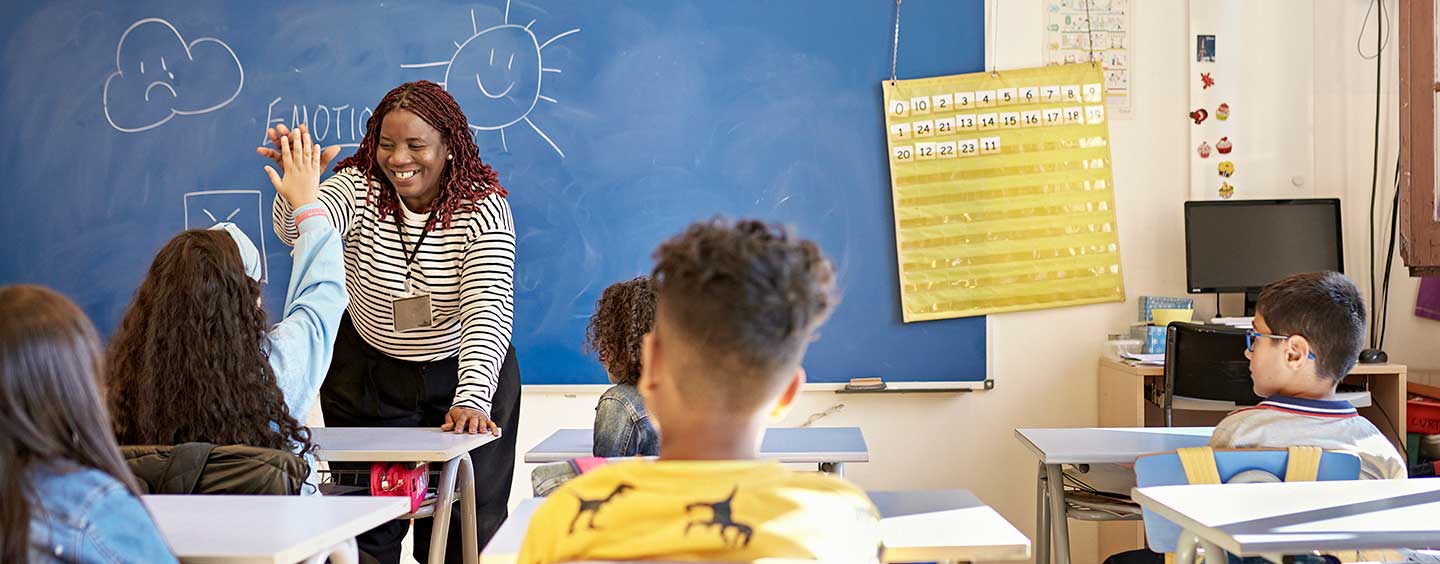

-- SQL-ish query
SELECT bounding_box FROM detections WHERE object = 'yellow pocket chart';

[883,63,1125,322]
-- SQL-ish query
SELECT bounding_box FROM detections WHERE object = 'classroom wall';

[1312,0,1440,382]
[505,2,1438,563]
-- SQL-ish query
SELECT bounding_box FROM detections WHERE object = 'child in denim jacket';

[586,276,660,458]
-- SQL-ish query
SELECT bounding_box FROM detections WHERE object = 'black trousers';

[322,313,520,564]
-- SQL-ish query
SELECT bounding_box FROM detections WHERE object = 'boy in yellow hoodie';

[517,218,882,563]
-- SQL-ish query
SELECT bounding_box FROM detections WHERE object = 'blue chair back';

[1133,449,1361,553]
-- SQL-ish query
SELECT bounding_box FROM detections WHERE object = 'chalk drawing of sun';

[402,0,579,157]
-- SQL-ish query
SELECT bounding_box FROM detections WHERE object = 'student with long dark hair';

[0,285,176,563]
[107,129,344,492]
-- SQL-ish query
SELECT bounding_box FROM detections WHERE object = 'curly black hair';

[106,230,314,456]
[651,217,838,409]
[585,277,656,385]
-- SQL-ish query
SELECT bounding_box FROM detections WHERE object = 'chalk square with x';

[183,189,269,283]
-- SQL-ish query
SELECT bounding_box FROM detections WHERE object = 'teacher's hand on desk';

[443,406,500,436]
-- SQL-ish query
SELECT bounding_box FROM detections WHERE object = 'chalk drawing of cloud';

[102,18,244,133]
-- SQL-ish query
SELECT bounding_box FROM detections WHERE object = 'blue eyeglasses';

[1244,329,1318,360]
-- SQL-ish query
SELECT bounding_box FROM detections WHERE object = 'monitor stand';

[1244,289,1260,317]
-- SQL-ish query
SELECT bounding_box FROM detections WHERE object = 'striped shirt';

[1209,395,1407,480]
[273,167,515,416]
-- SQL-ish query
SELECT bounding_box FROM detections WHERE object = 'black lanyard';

[393,213,429,284]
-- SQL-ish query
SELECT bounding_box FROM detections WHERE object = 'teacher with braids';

[260,80,518,564]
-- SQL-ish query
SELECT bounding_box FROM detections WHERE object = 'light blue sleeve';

[267,202,348,423]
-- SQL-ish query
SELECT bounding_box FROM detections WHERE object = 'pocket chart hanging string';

[1084,0,1098,67]
[890,0,902,86]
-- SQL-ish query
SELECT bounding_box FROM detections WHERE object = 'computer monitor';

[1184,198,1344,314]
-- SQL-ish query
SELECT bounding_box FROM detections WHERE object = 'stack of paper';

[1121,352,1165,366]
[1211,316,1254,329]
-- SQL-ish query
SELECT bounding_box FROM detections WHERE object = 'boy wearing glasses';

[1210,271,1405,479]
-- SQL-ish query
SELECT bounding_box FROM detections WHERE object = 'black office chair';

[1161,323,1369,426]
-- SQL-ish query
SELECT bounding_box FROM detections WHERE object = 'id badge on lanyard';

[392,215,434,332]
[392,280,433,332]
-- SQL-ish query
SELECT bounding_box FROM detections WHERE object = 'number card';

[955,91,974,109]
[932,93,953,113]
[1019,86,1039,104]
[881,63,1124,321]
[936,141,957,159]
[1021,110,1042,127]
[915,142,937,161]
[934,116,956,135]
[910,96,931,115]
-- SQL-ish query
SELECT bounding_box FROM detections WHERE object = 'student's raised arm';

[262,129,348,420]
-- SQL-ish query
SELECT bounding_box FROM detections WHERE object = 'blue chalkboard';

[0,0,987,385]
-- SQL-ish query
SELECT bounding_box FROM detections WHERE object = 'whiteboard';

[1188,0,1315,201]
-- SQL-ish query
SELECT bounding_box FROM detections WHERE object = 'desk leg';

[1174,532,1197,564]
[819,462,845,476]
[1036,463,1051,564]
[1045,464,1071,564]
[1199,539,1227,564]
[428,457,462,564]
[459,454,478,564]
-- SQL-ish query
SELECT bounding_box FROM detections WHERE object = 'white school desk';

[310,427,500,564]
[479,489,1031,563]
[1096,359,1409,560]
[1015,426,1215,564]
[1132,479,1440,564]
[523,427,868,475]
[144,495,408,564]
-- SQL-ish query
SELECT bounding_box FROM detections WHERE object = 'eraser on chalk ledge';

[844,377,886,391]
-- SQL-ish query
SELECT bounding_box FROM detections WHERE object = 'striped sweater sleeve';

[452,196,517,416]
[272,168,362,245]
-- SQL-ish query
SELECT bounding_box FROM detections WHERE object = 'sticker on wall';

[1219,181,1235,199]
[1216,136,1233,154]
[1197,141,1212,158]
[1216,103,1230,121]
[1190,108,1208,125]
[1197,35,1216,63]
[1201,72,1215,89]
[1218,161,1234,177]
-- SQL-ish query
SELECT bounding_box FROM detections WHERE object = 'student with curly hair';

[586,276,660,457]
[107,129,343,494]
[518,218,883,563]
[1,285,177,563]
[259,80,519,563]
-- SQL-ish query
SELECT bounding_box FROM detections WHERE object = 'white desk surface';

[1132,479,1440,555]
[1014,427,1215,464]
[310,426,499,462]
[481,489,1030,563]
[523,427,869,464]
[870,489,1032,562]
[144,495,408,564]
